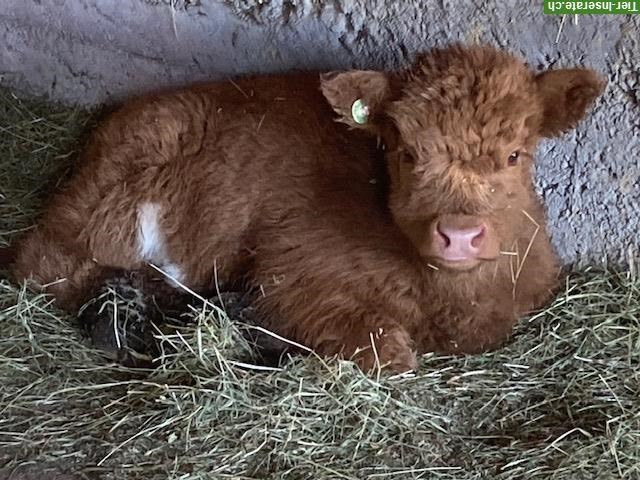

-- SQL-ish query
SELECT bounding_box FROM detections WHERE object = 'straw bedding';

[1,88,638,480]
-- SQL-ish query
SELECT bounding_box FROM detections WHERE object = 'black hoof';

[78,270,162,368]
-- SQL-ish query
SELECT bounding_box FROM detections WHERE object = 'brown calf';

[10,44,605,372]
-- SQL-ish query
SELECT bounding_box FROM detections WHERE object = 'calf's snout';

[425,215,499,267]
[436,222,486,260]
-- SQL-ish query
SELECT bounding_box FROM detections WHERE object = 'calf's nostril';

[470,226,486,248]
[436,224,451,247]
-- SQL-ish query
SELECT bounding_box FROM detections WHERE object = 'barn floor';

[1,88,639,480]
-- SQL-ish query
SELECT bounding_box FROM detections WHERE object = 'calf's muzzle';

[424,214,500,269]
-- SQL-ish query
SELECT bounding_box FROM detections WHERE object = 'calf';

[10,44,604,372]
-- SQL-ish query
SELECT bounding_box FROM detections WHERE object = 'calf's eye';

[508,151,520,167]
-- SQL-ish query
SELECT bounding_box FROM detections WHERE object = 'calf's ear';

[320,70,393,130]
[535,68,606,138]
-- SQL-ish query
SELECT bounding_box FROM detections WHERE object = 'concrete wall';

[0,0,638,266]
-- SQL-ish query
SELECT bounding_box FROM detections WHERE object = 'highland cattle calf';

[10,44,605,372]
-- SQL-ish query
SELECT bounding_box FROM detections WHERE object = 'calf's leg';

[314,313,418,373]
[251,221,421,373]
[12,228,103,311]
[256,282,418,372]
[11,182,142,311]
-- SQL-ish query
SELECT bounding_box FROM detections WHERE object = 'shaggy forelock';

[385,44,549,220]
[388,44,543,169]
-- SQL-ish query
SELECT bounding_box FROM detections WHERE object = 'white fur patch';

[138,202,164,261]
[137,202,185,286]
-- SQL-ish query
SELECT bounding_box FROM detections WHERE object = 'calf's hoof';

[78,272,159,367]
[78,268,197,368]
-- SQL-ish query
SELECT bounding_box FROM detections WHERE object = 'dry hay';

[1,88,639,480]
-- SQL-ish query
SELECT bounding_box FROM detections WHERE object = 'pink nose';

[434,222,486,262]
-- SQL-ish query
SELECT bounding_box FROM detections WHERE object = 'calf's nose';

[434,221,486,261]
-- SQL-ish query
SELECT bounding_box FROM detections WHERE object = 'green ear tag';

[351,98,370,125]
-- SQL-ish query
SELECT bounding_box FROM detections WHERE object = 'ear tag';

[351,98,370,125]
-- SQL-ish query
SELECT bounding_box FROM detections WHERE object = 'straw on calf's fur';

[9,44,605,372]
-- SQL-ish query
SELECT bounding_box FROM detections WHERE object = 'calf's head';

[321,44,605,271]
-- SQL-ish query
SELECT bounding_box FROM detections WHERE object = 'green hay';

[0,88,92,247]
[1,88,639,479]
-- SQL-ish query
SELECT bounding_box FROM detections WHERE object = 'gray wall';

[1,0,638,266]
